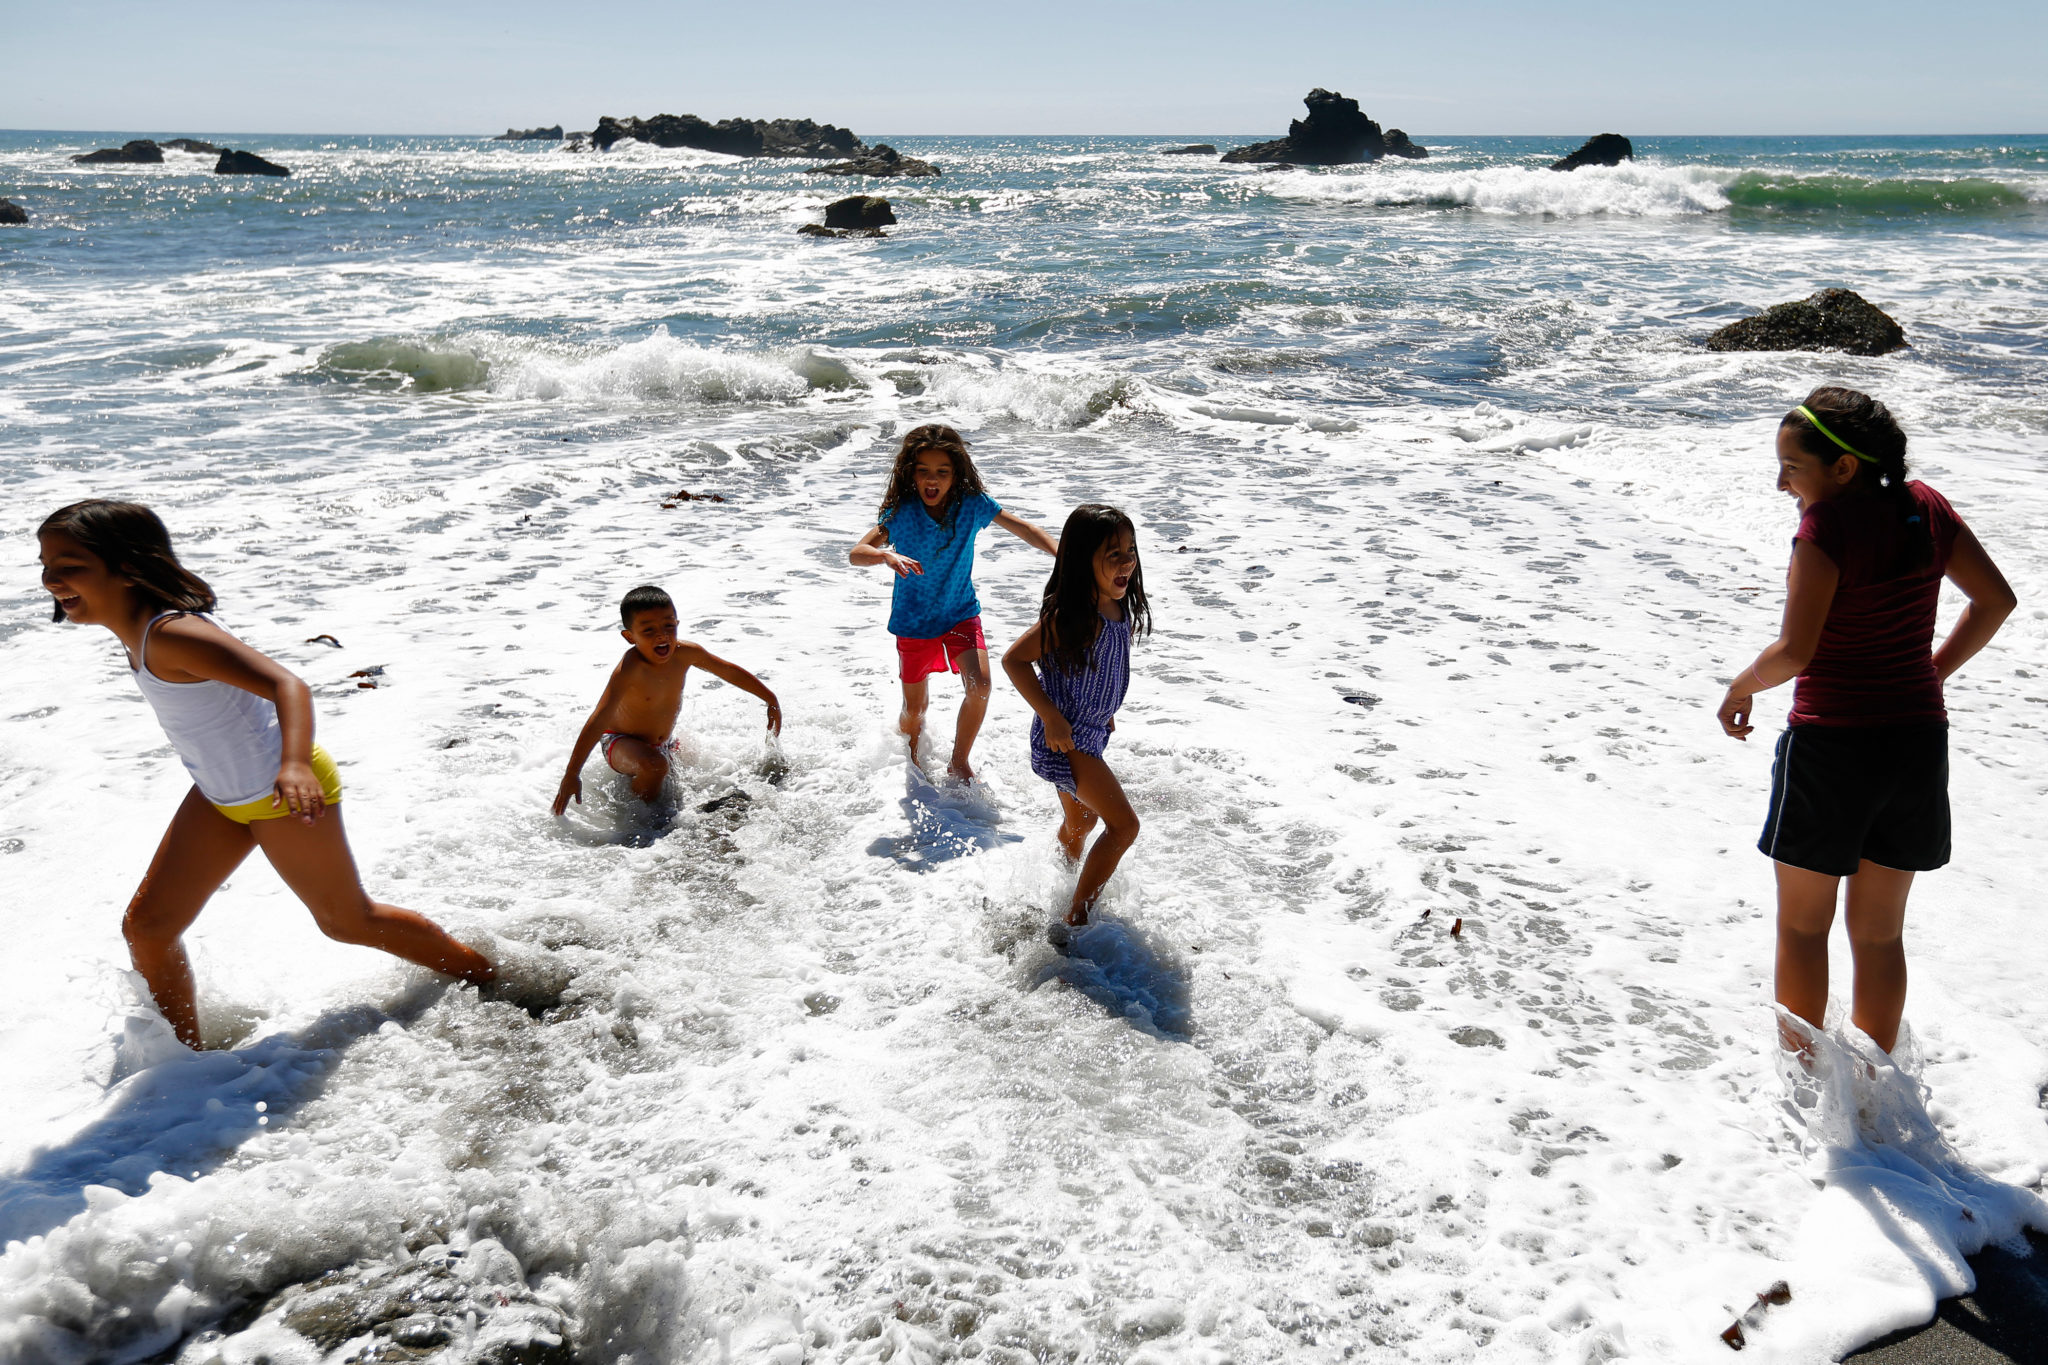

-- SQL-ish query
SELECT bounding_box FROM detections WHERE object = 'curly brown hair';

[876,424,987,536]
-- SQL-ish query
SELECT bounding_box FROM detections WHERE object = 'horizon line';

[5,127,2046,142]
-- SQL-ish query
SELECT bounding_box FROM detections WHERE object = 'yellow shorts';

[211,745,345,824]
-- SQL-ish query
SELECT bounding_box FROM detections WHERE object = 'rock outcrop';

[71,139,164,165]
[495,125,563,140]
[1222,89,1387,164]
[591,112,862,159]
[810,143,940,177]
[1550,134,1633,172]
[162,138,222,154]
[1161,144,1218,156]
[0,199,26,225]
[799,195,896,238]
[1704,288,1907,357]
[215,149,292,177]
[1383,129,1428,159]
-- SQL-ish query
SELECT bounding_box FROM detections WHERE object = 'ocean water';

[2,130,2047,1364]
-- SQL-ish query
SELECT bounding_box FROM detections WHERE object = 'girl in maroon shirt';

[1717,387,2016,1057]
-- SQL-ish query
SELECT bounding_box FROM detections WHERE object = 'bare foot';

[1064,906,1089,928]
[947,756,975,784]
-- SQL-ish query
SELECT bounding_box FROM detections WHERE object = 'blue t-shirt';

[882,491,1002,639]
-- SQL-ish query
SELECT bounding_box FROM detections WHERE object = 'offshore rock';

[1384,129,1429,159]
[215,149,292,177]
[1704,288,1908,357]
[495,125,563,140]
[71,139,163,165]
[1549,133,1633,171]
[1222,89,1385,164]
[590,112,863,159]
[0,198,25,225]
[825,195,895,230]
[810,143,940,177]
[1160,144,1218,156]
[162,138,222,154]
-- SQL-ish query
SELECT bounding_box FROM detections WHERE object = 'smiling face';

[1776,425,1862,513]
[621,607,680,664]
[1091,528,1138,603]
[39,530,133,626]
[912,449,956,514]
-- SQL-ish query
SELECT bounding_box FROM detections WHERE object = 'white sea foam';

[1265,162,1738,216]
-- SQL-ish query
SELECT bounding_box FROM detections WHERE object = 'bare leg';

[1055,787,1098,867]
[123,788,257,1048]
[1843,860,1914,1054]
[1774,860,1841,1051]
[1062,752,1140,927]
[604,735,672,803]
[948,650,993,782]
[898,679,929,767]
[250,809,493,984]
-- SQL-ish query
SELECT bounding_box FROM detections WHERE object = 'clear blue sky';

[4,0,2044,136]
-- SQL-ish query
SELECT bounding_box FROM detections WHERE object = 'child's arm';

[678,643,783,735]
[141,617,328,823]
[1933,525,2017,682]
[1716,540,1839,740]
[554,665,623,815]
[850,525,922,578]
[1001,623,1074,752]
[992,510,1058,557]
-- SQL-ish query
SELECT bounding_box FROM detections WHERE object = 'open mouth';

[54,594,82,614]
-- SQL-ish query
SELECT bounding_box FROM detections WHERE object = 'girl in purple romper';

[1002,504,1151,929]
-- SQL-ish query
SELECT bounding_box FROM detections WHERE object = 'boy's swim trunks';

[601,733,682,767]
[1758,722,1950,876]
[211,744,344,823]
[896,615,987,684]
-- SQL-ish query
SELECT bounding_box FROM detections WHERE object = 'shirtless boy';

[552,585,782,814]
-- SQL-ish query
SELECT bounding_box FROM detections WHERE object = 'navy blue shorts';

[1758,723,1950,877]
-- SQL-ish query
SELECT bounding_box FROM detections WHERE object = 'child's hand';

[552,773,582,816]
[273,761,326,824]
[1717,687,1754,740]
[884,550,923,578]
[1042,715,1076,753]
[764,698,783,736]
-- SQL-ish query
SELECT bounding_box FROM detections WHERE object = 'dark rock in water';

[1160,143,1218,156]
[810,143,940,177]
[161,138,222,154]
[215,149,292,177]
[1383,129,1429,159]
[1704,288,1908,357]
[590,112,863,159]
[0,199,25,225]
[1549,133,1634,171]
[1222,88,1385,164]
[824,194,895,230]
[71,139,163,165]
[495,124,563,140]
[220,1248,573,1363]
[798,224,887,239]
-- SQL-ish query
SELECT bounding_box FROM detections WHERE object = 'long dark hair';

[876,424,986,533]
[1780,386,1929,573]
[1037,504,1150,675]
[38,500,217,623]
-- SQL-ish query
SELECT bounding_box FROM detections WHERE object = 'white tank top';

[131,613,284,806]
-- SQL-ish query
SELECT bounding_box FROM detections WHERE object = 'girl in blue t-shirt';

[851,425,1057,781]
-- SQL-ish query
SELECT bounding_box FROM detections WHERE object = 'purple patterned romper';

[1028,614,1131,795]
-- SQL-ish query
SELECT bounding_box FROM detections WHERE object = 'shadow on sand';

[0,980,451,1247]
[869,768,1022,871]
[1036,919,1192,1039]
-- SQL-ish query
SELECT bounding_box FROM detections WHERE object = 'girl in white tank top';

[36,500,500,1050]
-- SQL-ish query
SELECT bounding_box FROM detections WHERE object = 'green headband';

[1796,405,1877,465]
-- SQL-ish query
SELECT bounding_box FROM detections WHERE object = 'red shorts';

[896,616,987,684]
